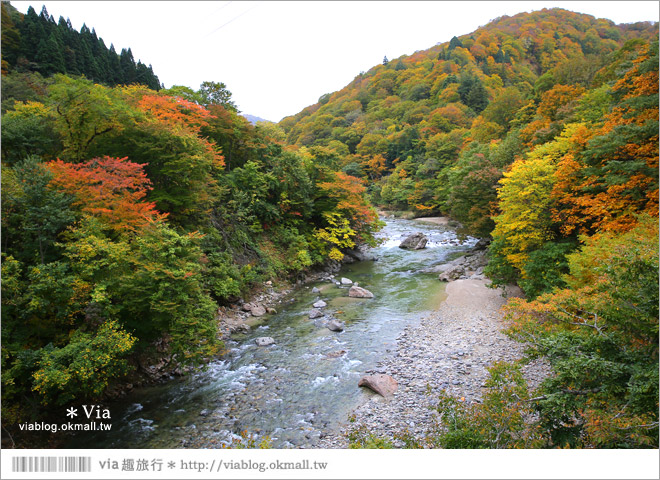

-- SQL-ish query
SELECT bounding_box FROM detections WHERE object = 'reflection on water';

[65,217,476,448]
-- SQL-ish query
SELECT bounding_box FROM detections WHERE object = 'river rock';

[250,304,267,317]
[344,245,376,262]
[312,287,320,294]
[326,350,347,358]
[327,320,345,332]
[255,337,275,346]
[358,374,398,398]
[474,238,491,250]
[438,264,465,282]
[399,232,428,250]
[266,307,277,314]
[340,277,353,285]
[435,250,488,281]
[348,286,374,298]
[309,308,324,319]
[313,300,327,308]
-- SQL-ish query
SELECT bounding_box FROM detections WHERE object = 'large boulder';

[399,232,428,250]
[255,337,274,346]
[344,246,376,262]
[358,374,398,398]
[250,304,267,317]
[327,319,345,332]
[348,286,374,298]
[438,264,465,282]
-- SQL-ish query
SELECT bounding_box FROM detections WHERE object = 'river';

[64,217,476,448]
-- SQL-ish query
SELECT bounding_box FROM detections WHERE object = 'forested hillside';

[1,5,380,432]
[281,8,659,447]
[1,5,657,449]
[1,2,160,89]
[280,8,658,296]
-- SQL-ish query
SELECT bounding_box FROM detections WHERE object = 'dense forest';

[1,2,380,440]
[1,2,161,89]
[1,4,658,449]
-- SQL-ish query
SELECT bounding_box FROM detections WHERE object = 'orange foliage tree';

[551,42,659,234]
[47,156,167,232]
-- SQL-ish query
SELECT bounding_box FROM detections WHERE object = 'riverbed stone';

[344,246,376,262]
[250,304,267,317]
[313,278,551,449]
[438,264,465,282]
[326,350,347,358]
[312,287,320,294]
[358,374,398,398]
[399,232,428,250]
[309,308,324,319]
[327,320,345,332]
[313,300,327,308]
[348,286,374,298]
[254,337,275,346]
[340,277,353,285]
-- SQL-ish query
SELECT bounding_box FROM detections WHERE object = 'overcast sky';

[12,1,659,121]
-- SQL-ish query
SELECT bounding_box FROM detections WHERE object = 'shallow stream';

[65,217,476,448]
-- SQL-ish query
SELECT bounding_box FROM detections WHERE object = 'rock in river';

[327,319,345,332]
[340,277,353,285]
[348,286,374,298]
[255,337,275,347]
[399,232,428,250]
[358,374,398,398]
[326,350,347,358]
[309,308,324,319]
[313,300,327,308]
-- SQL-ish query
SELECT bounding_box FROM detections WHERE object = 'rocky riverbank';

[315,277,550,448]
[103,257,355,401]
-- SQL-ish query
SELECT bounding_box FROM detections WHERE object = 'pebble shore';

[314,278,550,448]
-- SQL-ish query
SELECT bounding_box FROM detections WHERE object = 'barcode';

[11,456,92,473]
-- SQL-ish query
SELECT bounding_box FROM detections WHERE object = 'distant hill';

[1,2,161,89]
[242,113,272,125]
[278,7,658,239]
[280,8,657,153]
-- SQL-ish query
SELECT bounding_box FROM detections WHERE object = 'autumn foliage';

[47,156,166,232]
[1,64,380,433]
[2,4,657,449]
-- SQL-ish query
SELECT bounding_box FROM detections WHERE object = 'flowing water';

[65,217,476,448]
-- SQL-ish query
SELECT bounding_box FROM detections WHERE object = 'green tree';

[1,1,21,70]
[47,74,135,161]
[198,80,237,110]
[445,143,501,238]
[1,156,75,264]
[505,215,659,447]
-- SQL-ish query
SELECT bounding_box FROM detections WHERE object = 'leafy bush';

[31,320,135,406]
